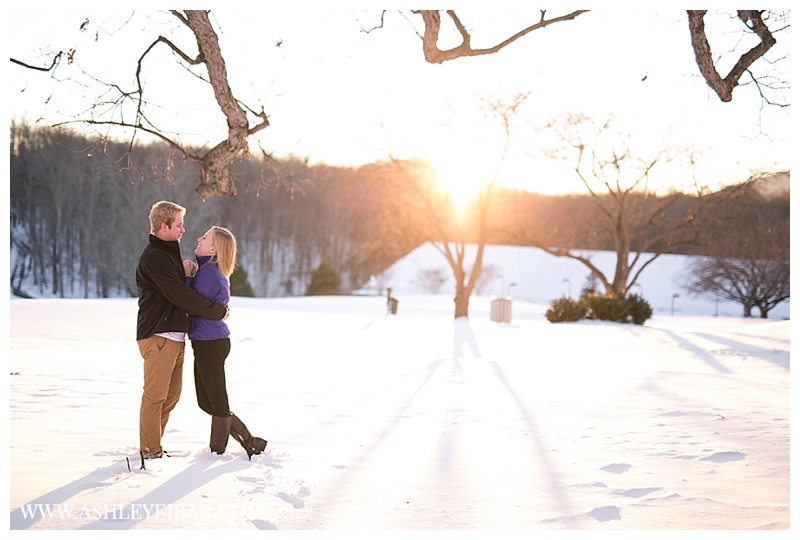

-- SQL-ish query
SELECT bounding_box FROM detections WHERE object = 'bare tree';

[387,93,527,318]
[442,93,527,319]
[523,113,735,296]
[389,165,487,318]
[413,268,449,294]
[682,179,789,318]
[685,248,789,318]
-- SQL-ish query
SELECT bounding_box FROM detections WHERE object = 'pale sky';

[7,8,791,196]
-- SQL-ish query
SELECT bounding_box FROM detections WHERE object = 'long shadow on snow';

[9,454,250,530]
[77,455,251,530]
[487,359,582,527]
[10,462,126,530]
[691,331,789,370]
[291,319,473,525]
[303,318,581,528]
[652,328,733,374]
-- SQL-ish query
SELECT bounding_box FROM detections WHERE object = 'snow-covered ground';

[8,290,791,532]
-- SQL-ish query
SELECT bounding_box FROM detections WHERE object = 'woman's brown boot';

[210,415,232,454]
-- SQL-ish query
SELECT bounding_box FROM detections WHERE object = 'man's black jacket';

[136,234,227,340]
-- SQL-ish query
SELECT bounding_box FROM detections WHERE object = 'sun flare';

[432,158,493,214]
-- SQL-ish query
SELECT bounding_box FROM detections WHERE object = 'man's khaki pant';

[137,335,185,455]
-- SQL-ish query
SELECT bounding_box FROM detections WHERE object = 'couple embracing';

[135,200,267,460]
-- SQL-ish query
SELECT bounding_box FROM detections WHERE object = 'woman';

[186,225,267,459]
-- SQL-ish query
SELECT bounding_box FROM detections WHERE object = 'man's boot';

[210,415,232,454]
[230,412,267,459]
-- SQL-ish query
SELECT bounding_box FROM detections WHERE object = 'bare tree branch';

[413,9,589,64]
[687,10,777,103]
[10,52,65,72]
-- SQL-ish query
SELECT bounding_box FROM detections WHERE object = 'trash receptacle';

[388,297,399,315]
[490,296,512,323]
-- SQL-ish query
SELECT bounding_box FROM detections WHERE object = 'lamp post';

[563,278,571,298]
[671,293,680,316]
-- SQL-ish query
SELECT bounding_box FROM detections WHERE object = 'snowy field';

[8,291,791,533]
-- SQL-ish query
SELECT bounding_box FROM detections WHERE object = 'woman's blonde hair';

[210,226,236,279]
[149,200,186,234]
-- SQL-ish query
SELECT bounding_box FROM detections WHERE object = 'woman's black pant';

[191,338,231,417]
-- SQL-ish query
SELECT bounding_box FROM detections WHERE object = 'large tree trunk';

[453,286,470,319]
[181,11,249,199]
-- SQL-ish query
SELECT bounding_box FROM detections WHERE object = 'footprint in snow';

[276,486,311,509]
[601,463,632,474]
[614,487,662,498]
[588,505,621,522]
[700,451,746,463]
[250,518,278,530]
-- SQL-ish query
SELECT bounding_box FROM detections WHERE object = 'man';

[136,200,228,459]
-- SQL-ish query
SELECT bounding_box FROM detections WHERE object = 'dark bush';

[547,292,653,325]
[626,293,654,325]
[230,264,255,297]
[546,297,588,323]
[305,259,342,296]
[586,293,631,323]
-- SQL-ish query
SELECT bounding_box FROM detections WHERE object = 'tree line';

[9,122,423,299]
[9,122,789,316]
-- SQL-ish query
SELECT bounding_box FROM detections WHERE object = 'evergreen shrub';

[586,293,631,323]
[626,293,654,325]
[230,264,256,297]
[546,292,653,325]
[305,260,342,296]
[545,297,587,323]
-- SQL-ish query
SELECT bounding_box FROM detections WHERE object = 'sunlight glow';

[432,155,495,216]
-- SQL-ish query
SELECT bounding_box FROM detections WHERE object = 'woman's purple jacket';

[186,255,230,341]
